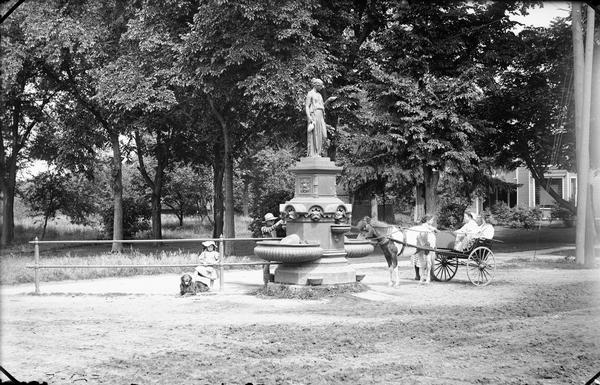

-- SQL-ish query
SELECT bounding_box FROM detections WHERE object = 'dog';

[180,273,208,295]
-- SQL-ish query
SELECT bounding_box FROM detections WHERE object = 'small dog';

[180,273,208,295]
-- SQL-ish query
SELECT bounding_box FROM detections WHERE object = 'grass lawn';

[0,214,582,286]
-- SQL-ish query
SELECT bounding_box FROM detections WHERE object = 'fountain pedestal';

[275,157,355,285]
[254,156,374,286]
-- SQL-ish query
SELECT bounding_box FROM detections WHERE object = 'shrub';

[100,197,151,238]
[491,203,541,229]
[437,202,468,230]
[551,205,575,227]
[490,202,513,225]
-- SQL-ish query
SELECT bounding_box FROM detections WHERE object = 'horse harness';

[369,225,407,257]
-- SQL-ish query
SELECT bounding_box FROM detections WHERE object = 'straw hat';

[202,240,216,248]
[264,213,278,222]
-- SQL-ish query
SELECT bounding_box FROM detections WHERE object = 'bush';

[551,205,575,227]
[437,202,468,230]
[100,197,151,238]
[491,203,541,229]
[490,202,513,225]
[248,189,294,238]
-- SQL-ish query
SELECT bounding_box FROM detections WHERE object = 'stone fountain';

[254,78,373,286]
[253,156,374,285]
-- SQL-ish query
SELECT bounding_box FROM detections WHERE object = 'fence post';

[34,237,40,294]
[219,234,225,292]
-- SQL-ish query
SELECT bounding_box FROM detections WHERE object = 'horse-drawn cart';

[431,234,497,286]
[358,219,498,287]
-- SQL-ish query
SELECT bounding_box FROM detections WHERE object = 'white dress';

[410,223,436,268]
[195,250,219,285]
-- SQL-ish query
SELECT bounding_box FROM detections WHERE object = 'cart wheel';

[467,246,495,286]
[431,253,458,282]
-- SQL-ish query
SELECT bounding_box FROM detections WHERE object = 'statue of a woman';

[305,78,327,157]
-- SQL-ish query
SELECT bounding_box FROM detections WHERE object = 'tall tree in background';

[179,0,336,249]
[484,18,576,212]
[0,1,60,246]
[337,1,526,217]
[28,0,139,251]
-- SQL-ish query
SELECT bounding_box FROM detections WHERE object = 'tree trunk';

[1,176,15,247]
[423,165,440,216]
[223,148,235,255]
[414,185,425,222]
[41,214,50,240]
[212,158,224,238]
[111,133,124,253]
[526,161,576,213]
[242,180,249,217]
[151,189,162,241]
[208,97,235,255]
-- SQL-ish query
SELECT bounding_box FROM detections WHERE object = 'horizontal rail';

[28,237,280,245]
[26,261,282,269]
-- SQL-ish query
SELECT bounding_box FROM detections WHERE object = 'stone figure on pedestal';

[305,78,328,157]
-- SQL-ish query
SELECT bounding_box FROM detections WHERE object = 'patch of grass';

[253,282,368,300]
[501,256,596,270]
[13,215,103,243]
[0,250,262,285]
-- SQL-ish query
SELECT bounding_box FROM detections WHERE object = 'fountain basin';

[254,241,323,263]
[330,224,351,234]
[344,239,375,258]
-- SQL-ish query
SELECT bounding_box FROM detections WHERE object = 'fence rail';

[26,235,280,294]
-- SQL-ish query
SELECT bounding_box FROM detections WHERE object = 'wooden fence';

[26,235,280,294]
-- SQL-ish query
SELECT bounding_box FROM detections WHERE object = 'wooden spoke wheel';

[431,253,459,282]
[466,246,496,286]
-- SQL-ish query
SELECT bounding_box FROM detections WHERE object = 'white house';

[480,167,577,219]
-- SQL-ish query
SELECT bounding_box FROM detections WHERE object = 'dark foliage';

[100,197,151,238]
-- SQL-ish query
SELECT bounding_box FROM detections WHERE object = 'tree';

[163,163,213,227]
[336,1,527,217]
[20,170,96,239]
[178,0,335,250]
[26,0,142,250]
[0,0,60,246]
[483,18,576,213]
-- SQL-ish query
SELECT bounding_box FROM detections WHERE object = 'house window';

[535,178,563,207]
[570,177,577,202]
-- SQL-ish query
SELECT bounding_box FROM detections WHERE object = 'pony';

[356,216,436,286]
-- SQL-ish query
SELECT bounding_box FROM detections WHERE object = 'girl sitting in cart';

[195,240,219,290]
[453,211,481,252]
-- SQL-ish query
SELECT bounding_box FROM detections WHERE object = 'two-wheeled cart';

[431,237,497,286]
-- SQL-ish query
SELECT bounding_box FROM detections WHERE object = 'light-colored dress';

[195,250,219,285]
[478,223,495,239]
[410,223,436,268]
[306,90,326,157]
[454,219,480,251]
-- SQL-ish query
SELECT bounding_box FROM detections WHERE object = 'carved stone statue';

[305,78,327,157]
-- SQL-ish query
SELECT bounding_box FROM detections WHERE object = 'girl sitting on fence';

[195,240,219,289]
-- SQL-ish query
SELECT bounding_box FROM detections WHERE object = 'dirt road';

[2,255,599,385]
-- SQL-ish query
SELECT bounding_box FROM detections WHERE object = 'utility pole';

[572,4,597,266]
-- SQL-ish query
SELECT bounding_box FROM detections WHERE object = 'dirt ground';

[1,254,599,385]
